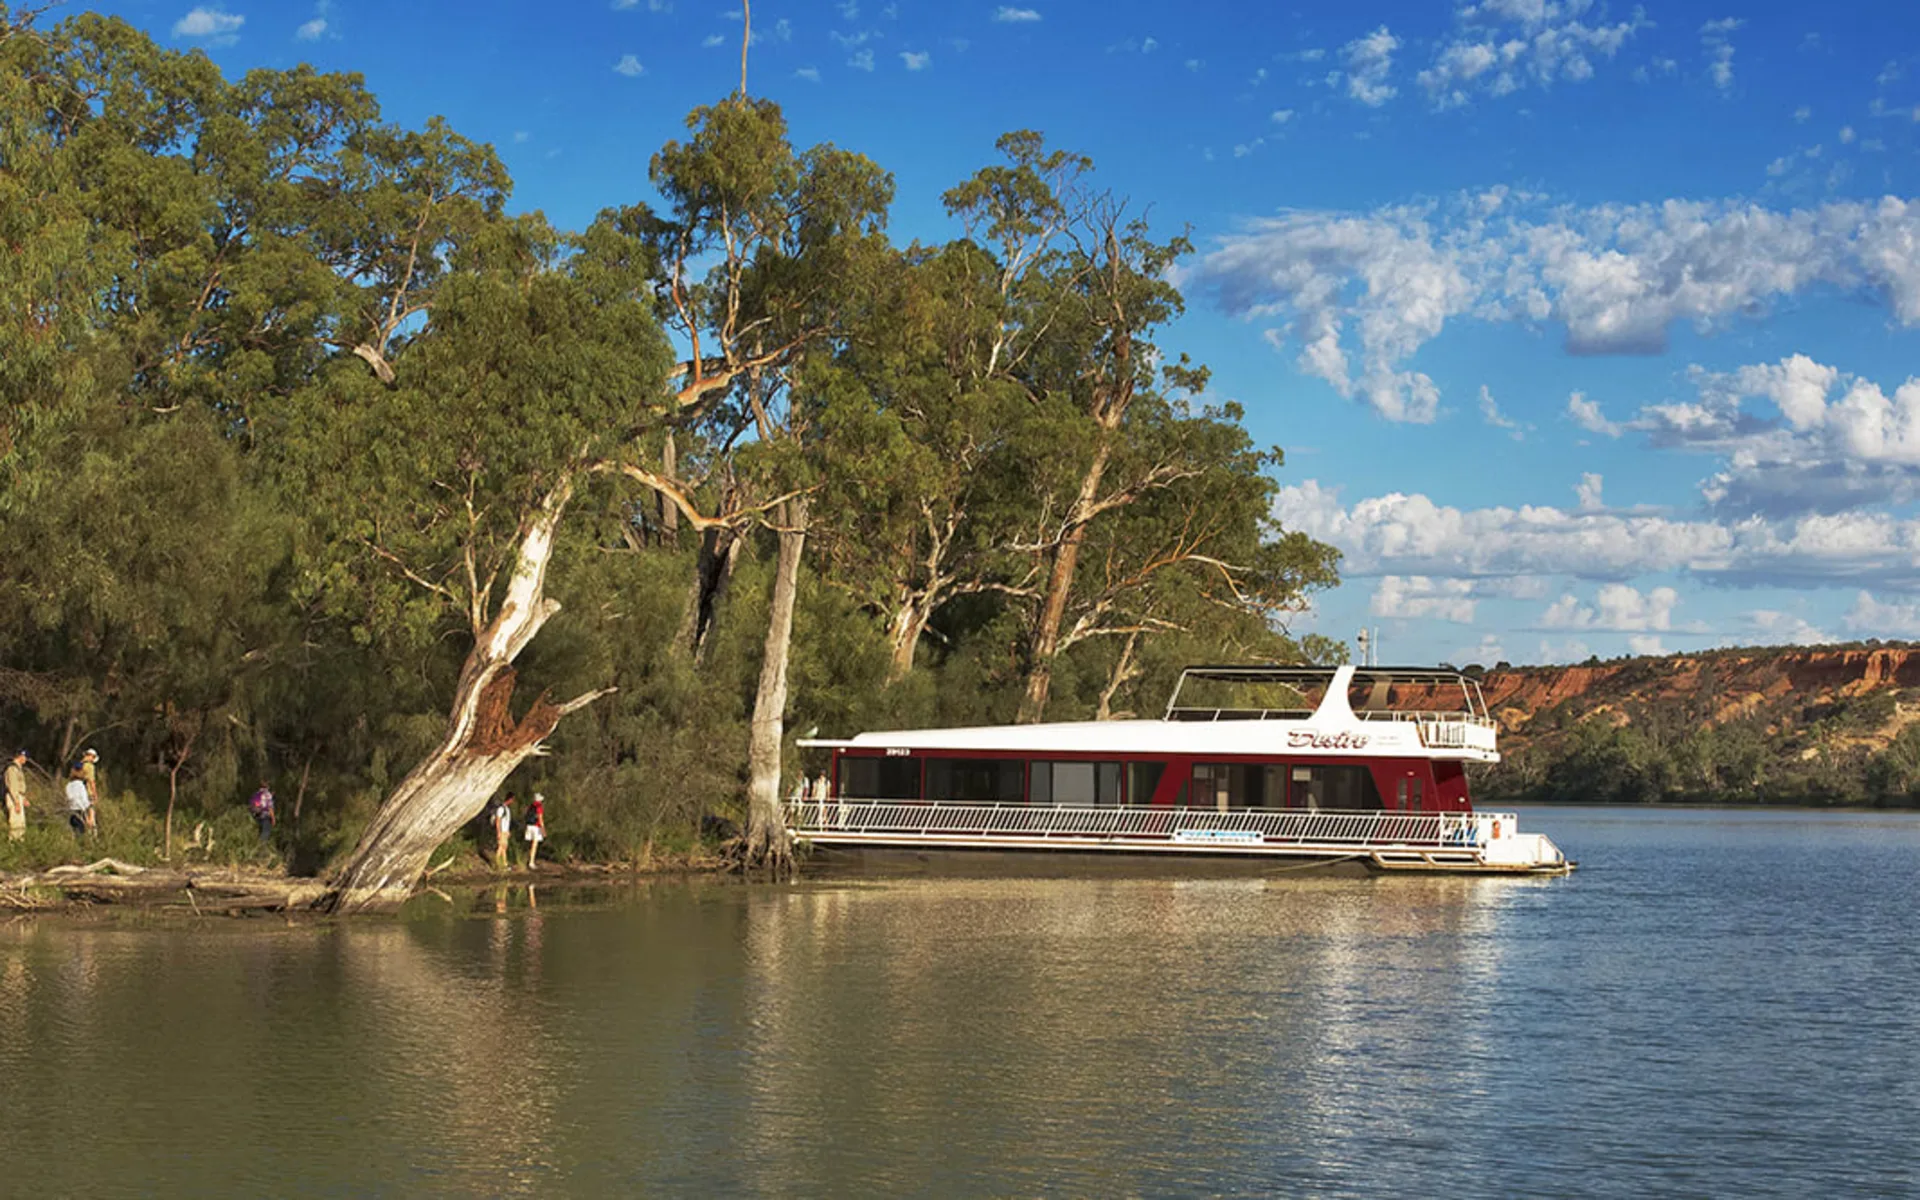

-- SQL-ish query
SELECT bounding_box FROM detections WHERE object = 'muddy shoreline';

[0,851,730,919]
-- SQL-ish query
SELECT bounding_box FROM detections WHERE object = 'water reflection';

[6,812,1919,1197]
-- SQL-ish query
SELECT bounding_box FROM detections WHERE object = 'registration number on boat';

[1172,829,1264,845]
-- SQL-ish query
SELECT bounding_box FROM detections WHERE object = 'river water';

[2,806,1917,1197]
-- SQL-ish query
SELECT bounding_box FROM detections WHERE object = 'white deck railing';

[793,800,1512,848]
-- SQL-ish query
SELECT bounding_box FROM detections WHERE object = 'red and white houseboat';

[793,664,1571,875]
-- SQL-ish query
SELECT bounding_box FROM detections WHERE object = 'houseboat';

[793,664,1571,875]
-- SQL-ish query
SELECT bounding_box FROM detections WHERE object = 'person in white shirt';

[65,768,92,838]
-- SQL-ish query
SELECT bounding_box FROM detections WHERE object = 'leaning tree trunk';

[325,476,608,913]
[1016,438,1114,724]
[885,589,937,684]
[744,496,807,870]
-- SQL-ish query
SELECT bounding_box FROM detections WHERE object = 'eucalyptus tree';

[639,97,892,867]
[287,210,679,910]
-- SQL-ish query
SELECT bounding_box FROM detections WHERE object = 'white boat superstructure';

[794,664,1571,875]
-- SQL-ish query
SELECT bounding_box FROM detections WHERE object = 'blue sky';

[110,0,1920,666]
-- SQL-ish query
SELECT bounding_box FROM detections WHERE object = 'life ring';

[1491,819,1502,839]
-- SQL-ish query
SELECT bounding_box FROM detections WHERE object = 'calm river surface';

[4,806,1919,1197]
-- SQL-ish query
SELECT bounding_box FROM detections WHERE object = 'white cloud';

[1627,634,1668,656]
[1271,109,1295,124]
[1539,583,1681,631]
[1342,26,1399,106]
[993,6,1041,21]
[1456,633,1507,665]
[1701,17,1742,93]
[1536,637,1594,663]
[703,34,725,47]
[1567,392,1621,437]
[1275,479,1920,592]
[1749,609,1832,645]
[1418,0,1643,108]
[1840,125,1857,144]
[614,0,672,8]
[613,54,644,76]
[173,7,243,39]
[1794,104,1812,123]
[1371,575,1482,623]
[795,66,822,82]
[1192,194,1920,419]
[296,14,326,39]
[900,50,930,70]
[1575,472,1604,511]
[1479,384,1523,435]
[1593,355,1920,518]
[848,49,875,70]
[512,130,531,144]
[1142,37,1158,53]
[1847,591,1920,638]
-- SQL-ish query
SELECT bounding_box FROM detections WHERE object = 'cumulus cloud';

[1584,355,1920,518]
[900,50,930,69]
[1847,591,1920,638]
[1371,576,1482,623]
[1538,583,1681,631]
[1749,609,1833,645]
[1342,26,1400,106]
[1191,194,1920,420]
[993,6,1041,21]
[173,7,243,39]
[296,17,325,38]
[1418,0,1644,108]
[1575,472,1604,510]
[848,49,875,70]
[1274,479,1920,591]
[613,54,644,76]
[1567,392,1622,437]
[795,65,822,82]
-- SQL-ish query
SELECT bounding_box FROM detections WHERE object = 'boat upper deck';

[802,665,1500,763]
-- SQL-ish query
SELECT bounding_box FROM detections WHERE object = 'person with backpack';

[64,765,92,839]
[523,792,546,869]
[247,782,275,845]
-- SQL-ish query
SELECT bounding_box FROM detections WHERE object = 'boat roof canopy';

[1175,664,1482,686]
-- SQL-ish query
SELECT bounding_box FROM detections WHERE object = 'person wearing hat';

[76,748,100,835]
[523,792,547,868]
[4,749,27,842]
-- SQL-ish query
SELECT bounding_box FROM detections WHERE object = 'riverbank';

[0,847,730,918]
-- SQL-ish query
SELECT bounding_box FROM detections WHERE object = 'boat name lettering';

[1287,730,1370,750]
[885,747,912,757]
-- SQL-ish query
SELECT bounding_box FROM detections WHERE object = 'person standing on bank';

[247,781,275,845]
[491,792,515,870]
[5,750,28,841]
[79,747,100,834]
[65,766,91,838]
[523,792,546,869]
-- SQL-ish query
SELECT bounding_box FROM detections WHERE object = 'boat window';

[840,755,922,800]
[1190,764,1272,811]
[925,758,1025,804]
[1287,765,1383,811]
[1127,762,1165,806]
[1030,761,1122,806]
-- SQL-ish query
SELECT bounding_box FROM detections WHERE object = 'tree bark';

[885,590,936,683]
[744,496,806,869]
[1016,438,1114,724]
[325,474,610,913]
[677,523,741,661]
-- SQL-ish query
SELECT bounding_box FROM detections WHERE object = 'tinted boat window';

[1128,762,1165,806]
[926,758,1025,803]
[1030,761,1123,806]
[841,756,922,800]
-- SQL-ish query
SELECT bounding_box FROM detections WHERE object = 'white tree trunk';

[745,497,807,868]
[326,474,609,913]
